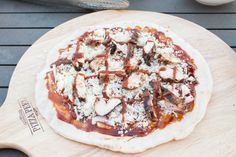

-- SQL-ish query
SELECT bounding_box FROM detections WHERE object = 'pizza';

[35,22,212,153]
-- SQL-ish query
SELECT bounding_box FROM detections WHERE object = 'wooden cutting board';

[0,10,236,157]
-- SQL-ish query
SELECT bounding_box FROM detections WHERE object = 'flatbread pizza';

[35,21,212,153]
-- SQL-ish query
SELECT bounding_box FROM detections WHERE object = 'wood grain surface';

[0,1,236,157]
[0,10,236,157]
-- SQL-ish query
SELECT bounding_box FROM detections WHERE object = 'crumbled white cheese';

[116,42,128,55]
[171,84,181,97]
[106,77,123,97]
[185,95,194,103]
[79,43,106,60]
[58,64,77,76]
[85,77,103,97]
[75,99,93,119]
[122,88,140,100]
[137,32,155,46]
[156,47,174,55]
[159,67,173,79]
[154,39,165,47]
[57,74,74,101]
[187,76,195,82]
[84,94,96,115]
[139,60,158,72]
[181,84,191,96]
[158,100,178,116]
[143,41,154,54]
[133,48,143,60]
[110,30,131,42]
[92,28,106,41]
[125,102,149,128]
[176,67,185,81]
[59,43,77,60]
[161,53,181,64]
[129,57,138,67]
[126,72,147,89]
[107,105,122,126]
[108,58,124,71]
[81,62,94,76]
[55,65,76,101]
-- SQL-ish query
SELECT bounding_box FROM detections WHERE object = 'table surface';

[0,0,235,156]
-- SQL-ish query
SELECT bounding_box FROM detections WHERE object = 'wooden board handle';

[0,102,16,147]
[0,102,31,156]
[0,98,48,157]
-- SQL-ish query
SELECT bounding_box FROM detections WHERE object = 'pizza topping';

[143,40,154,54]
[46,25,198,137]
[124,101,150,129]
[158,100,182,115]
[92,28,106,41]
[79,43,106,60]
[185,95,194,104]
[108,58,124,71]
[122,72,147,90]
[137,31,155,46]
[94,98,121,116]
[160,53,181,64]
[72,53,84,70]
[75,97,95,118]
[124,58,139,72]
[96,121,113,130]
[159,66,185,81]
[109,42,117,55]
[99,72,116,83]
[143,90,158,121]
[110,29,131,43]
[75,74,86,99]
[159,67,174,80]
[181,84,191,96]
[89,57,105,72]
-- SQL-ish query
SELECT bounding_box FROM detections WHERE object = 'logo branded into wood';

[18,98,44,135]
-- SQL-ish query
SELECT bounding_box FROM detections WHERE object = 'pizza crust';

[35,21,213,153]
